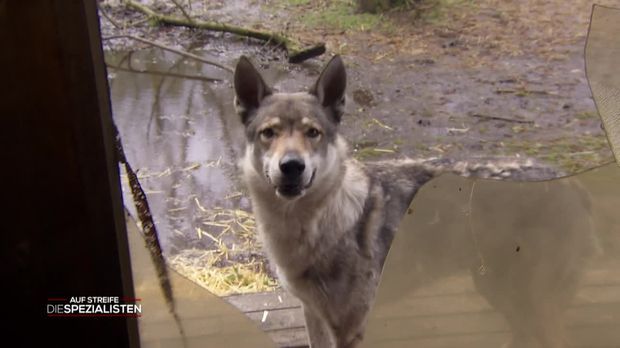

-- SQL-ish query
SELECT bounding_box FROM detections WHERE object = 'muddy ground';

[102,0,618,171]
[100,0,619,294]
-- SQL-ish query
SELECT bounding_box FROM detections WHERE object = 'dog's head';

[234,55,347,200]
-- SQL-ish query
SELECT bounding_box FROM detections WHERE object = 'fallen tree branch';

[103,34,233,73]
[469,113,535,124]
[124,0,325,63]
[106,61,223,82]
[113,123,186,343]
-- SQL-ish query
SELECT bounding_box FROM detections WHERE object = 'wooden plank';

[129,253,274,347]
[374,282,620,320]
[226,282,620,323]
[567,303,620,327]
[382,266,620,301]
[575,284,620,305]
[139,313,278,341]
[375,291,494,318]
[267,328,310,348]
[142,332,281,348]
[246,307,306,332]
[224,291,308,347]
[225,290,302,313]
[221,265,620,347]
[583,265,620,286]
[365,331,510,348]
[366,326,620,348]
[569,323,620,347]
[368,319,620,348]
[361,302,620,341]
[365,310,508,341]
[224,284,619,346]
[407,274,478,298]
[223,264,620,316]
[367,322,620,348]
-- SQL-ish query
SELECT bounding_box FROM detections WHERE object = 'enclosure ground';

[103,0,619,297]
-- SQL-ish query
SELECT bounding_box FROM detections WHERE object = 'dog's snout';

[279,153,305,177]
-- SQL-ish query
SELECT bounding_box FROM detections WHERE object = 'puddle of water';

[107,49,245,253]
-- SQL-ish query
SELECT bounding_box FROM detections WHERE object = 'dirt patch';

[101,0,616,173]
[263,0,617,172]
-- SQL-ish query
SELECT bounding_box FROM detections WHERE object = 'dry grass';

[170,203,279,296]
[120,158,278,296]
[169,248,277,296]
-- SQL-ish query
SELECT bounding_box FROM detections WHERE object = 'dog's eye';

[260,128,275,140]
[306,128,321,138]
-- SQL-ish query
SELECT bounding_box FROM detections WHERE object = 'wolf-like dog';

[233,55,594,348]
[234,55,433,347]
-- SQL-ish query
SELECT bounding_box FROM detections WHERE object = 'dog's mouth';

[275,169,316,199]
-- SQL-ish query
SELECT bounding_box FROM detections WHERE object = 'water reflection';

[108,49,243,253]
[107,49,285,296]
[364,163,620,348]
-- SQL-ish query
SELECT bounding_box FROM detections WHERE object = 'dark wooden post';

[0,1,138,347]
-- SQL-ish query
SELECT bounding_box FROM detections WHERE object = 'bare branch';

[106,61,223,82]
[170,0,194,23]
[123,0,325,63]
[98,2,123,30]
[113,123,186,342]
[469,113,535,124]
[102,34,234,73]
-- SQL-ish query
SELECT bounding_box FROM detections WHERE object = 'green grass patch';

[274,0,472,32]
[289,0,387,32]
[416,0,474,25]
[282,0,311,5]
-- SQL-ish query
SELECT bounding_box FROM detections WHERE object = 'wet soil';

[101,0,617,173]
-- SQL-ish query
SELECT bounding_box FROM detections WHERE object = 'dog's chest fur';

[244,157,435,302]
[248,160,368,276]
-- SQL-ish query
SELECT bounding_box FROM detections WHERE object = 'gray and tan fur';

[233,55,442,347]
[232,56,590,348]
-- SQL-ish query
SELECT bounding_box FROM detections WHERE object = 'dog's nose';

[279,154,305,177]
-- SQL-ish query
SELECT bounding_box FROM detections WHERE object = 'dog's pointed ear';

[234,56,272,125]
[310,55,346,123]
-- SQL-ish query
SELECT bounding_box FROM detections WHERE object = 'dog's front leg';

[303,305,333,348]
[333,323,364,348]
